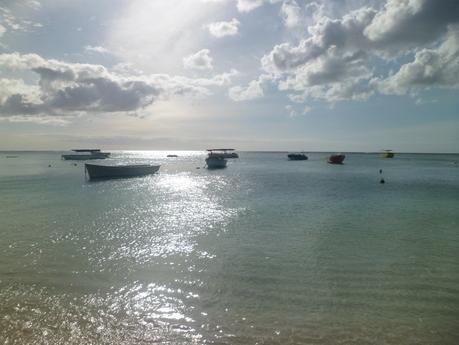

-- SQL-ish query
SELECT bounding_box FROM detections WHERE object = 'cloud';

[257,0,459,103]
[206,18,240,38]
[375,25,459,95]
[26,1,41,10]
[0,53,237,118]
[364,0,459,56]
[236,0,281,13]
[228,75,270,101]
[85,45,110,54]
[280,0,302,28]
[0,3,43,34]
[183,49,213,70]
[262,7,376,101]
[303,105,312,114]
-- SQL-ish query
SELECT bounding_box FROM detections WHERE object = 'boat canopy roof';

[207,148,235,151]
[72,149,101,152]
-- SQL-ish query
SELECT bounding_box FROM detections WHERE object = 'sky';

[0,0,458,152]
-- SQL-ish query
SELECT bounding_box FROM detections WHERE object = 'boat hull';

[328,154,345,164]
[382,152,394,158]
[208,152,239,159]
[288,154,308,161]
[205,157,227,169]
[85,164,160,180]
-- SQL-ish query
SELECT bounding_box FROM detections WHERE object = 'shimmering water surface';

[1,151,458,344]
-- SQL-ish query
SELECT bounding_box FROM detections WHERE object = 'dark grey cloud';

[0,94,43,115]
[365,0,459,54]
[0,53,238,118]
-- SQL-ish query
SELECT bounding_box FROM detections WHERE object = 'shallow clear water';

[1,151,458,344]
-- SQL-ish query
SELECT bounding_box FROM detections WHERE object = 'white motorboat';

[62,149,110,160]
[207,148,239,158]
[85,163,160,180]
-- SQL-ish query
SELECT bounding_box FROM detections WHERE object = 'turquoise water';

[1,151,458,344]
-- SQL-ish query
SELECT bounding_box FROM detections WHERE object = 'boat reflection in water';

[328,154,346,164]
[85,163,160,180]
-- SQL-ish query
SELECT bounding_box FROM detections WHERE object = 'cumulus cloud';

[256,0,459,103]
[280,0,302,28]
[262,7,376,101]
[375,25,459,95]
[0,53,238,118]
[0,24,6,37]
[228,74,270,101]
[364,0,459,56]
[207,18,240,38]
[183,49,213,70]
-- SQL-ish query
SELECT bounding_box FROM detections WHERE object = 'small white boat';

[85,163,160,180]
[205,156,227,169]
[62,149,110,160]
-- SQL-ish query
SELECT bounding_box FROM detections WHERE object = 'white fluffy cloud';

[228,75,270,101]
[183,49,214,70]
[375,25,459,95]
[255,0,459,103]
[207,18,240,38]
[280,0,302,28]
[0,53,238,118]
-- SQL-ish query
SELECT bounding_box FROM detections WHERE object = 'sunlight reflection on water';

[1,152,459,344]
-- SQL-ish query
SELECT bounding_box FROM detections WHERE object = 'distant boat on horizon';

[382,150,394,158]
[287,152,308,161]
[85,163,160,180]
[62,149,110,160]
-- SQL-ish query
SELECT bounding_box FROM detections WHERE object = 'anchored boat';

[205,156,227,169]
[62,149,110,160]
[85,163,160,180]
[207,149,239,159]
[288,153,308,160]
[328,154,345,164]
[382,150,394,158]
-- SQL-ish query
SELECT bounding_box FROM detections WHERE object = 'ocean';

[1,151,458,344]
